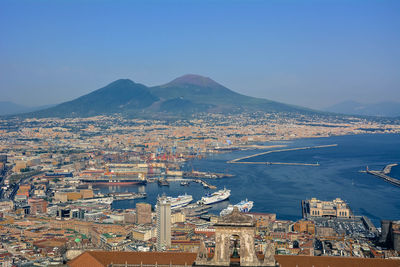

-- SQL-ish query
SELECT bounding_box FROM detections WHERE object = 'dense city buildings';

[0,114,399,265]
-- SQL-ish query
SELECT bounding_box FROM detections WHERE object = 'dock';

[365,164,400,187]
[194,179,217,189]
[237,144,287,150]
[231,161,320,166]
[227,144,338,165]
[162,177,217,189]
[183,171,234,179]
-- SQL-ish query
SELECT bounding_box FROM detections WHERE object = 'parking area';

[313,217,376,239]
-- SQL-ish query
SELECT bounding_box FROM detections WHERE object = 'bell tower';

[196,207,276,266]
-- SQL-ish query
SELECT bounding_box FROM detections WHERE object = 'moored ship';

[80,176,147,185]
[157,194,193,210]
[168,194,193,209]
[220,199,254,216]
[80,174,147,185]
[198,188,231,205]
[76,196,114,205]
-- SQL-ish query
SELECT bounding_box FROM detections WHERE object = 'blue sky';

[1,0,399,109]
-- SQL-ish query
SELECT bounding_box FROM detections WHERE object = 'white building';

[156,195,171,251]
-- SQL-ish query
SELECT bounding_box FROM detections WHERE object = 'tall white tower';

[156,195,171,251]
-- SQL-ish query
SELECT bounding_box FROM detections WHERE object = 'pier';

[227,144,338,165]
[231,161,320,166]
[364,164,400,187]
[366,169,400,187]
[183,171,234,179]
[194,179,217,189]
[164,177,217,189]
[237,144,287,150]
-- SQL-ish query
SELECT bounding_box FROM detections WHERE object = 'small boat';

[158,179,170,186]
[180,181,190,186]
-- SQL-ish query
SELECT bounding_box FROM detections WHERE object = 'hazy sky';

[1,0,399,109]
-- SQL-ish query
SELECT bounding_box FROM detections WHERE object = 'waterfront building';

[304,198,351,218]
[156,195,171,251]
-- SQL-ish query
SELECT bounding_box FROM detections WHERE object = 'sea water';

[103,133,400,226]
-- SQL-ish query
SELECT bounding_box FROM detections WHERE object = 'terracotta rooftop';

[275,255,400,267]
[68,251,400,267]
[68,251,197,267]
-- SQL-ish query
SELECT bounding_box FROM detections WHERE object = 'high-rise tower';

[156,195,171,251]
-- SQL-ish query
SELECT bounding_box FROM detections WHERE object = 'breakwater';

[227,144,338,166]
[365,164,400,187]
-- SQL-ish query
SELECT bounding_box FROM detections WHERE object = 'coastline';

[108,133,400,226]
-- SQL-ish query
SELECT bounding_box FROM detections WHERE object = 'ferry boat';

[198,188,231,205]
[220,199,254,216]
[109,192,147,200]
[158,194,193,210]
[76,196,114,205]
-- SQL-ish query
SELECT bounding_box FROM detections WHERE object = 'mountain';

[20,74,316,118]
[0,101,55,115]
[159,97,215,114]
[30,79,159,117]
[324,100,400,117]
[150,74,311,114]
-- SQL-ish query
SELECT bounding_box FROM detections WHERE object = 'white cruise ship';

[165,194,193,210]
[77,196,114,205]
[220,199,254,216]
[198,188,231,205]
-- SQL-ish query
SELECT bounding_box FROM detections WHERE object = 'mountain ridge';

[0,101,55,115]
[324,100,400,117]
[15,74,318,119]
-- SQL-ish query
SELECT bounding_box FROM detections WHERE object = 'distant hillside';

[19,74,318,118]
[149,74,313,114]
[159,97,215,114]
[30,79,159,117]
[0,101,29,115]
[0,101,54,115]
[325,100,400,117]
